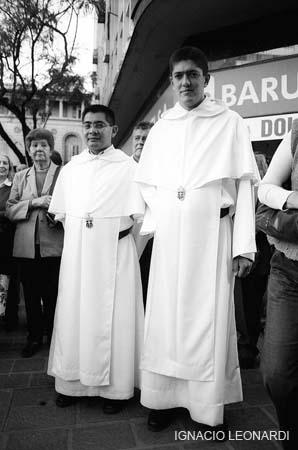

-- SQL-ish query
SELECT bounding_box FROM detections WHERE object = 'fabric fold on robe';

[135,97,259,425]
[48,146,144,390]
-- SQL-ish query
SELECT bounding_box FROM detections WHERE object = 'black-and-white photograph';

[0,1,298,449]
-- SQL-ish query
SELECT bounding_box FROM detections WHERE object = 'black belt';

[118,226,132,240]
[220,207,230,219]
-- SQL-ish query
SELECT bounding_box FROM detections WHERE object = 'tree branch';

[0,120,26,164]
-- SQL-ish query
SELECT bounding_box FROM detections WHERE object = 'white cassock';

[47,146,145,399]
[135,97,259,425]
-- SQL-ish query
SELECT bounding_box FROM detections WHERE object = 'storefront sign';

[135,56,298,144]
[245,113,298,141]
[206,56,298,117]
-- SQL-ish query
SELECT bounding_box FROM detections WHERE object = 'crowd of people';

[0,46,297,449]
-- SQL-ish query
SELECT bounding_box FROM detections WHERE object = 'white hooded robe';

[135,97,259,425]
[47,146,144,399]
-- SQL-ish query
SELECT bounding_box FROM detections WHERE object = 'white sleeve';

[258,131,293,209]
[139,184,157,235]
[233,178,256,258]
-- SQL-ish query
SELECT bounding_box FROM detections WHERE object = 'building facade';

[0,98,85,166]
[93,0,298,159]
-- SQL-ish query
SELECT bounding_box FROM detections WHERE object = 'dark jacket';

[256,203,298,244]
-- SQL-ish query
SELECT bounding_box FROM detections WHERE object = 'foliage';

[0,0,94,163]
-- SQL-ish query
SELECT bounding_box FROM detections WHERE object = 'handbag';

[46,165,62,229]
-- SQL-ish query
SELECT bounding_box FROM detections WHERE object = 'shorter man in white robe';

[132,121,153,163]
[135,47,259,431]
[47,104,145,413]
[131,121,154,307]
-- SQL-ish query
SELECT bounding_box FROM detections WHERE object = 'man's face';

[133,129,150,163]
[171,60,209,110]
[83,111,117,154]
[29,139,52,165]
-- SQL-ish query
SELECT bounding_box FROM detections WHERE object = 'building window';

[49,100,59,117]
[63,102,68,118]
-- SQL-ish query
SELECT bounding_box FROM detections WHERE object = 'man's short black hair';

[82,104,115,126]
[134,121,154,131]
[169,46,209,75]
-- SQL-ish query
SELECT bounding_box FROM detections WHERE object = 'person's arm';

[6,174,51,222]
[256,202,298,243]
[6,173,32,221]
[233,178,256,277]
[258,132,293,209]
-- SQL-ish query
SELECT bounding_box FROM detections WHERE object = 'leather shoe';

[56,394,76,408]
[147,409,174,431]
[102,398,126,414]
[21,341,42,358]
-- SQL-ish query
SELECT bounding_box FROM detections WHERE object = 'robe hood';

[135,99,259,192]
[49,144,144,219]
[70,145,129,165]
[161,95,228,120]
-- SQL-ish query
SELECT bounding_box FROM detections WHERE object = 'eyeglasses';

[171,70,204,81]
[83,122,111,131]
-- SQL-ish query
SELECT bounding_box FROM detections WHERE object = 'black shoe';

[56,394,76,408]
[4,320,19,332]
[21,341,42,358]
[147,409,174,432]
[102,398,126,414]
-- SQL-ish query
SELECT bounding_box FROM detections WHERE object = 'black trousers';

[239,271,268,354]
[18,250,61,343]
[140,237,153,309]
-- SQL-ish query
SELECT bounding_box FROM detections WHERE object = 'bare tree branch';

[0,0,93,162]
[0,120,27,164]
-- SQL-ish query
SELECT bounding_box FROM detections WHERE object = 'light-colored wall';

[94,0,134,104]
[0,115,84,166]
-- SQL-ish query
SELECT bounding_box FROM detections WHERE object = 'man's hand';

[232,256,253,278]
[31,195,52,210]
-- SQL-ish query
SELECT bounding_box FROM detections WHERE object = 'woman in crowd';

[0,155,15,320]
[6,129,64,357]
[258,124,298,450]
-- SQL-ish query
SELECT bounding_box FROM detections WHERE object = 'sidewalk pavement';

[0,305,282,450]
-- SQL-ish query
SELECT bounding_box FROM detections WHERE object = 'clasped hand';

[31,195,52,209]
[232,255,253,278]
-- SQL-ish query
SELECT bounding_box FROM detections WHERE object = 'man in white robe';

[131,121,154,307]
[47,104,144,413]
[135,47,259,431]
[132,121,154,163]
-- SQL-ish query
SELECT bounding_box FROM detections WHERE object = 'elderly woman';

[258,124,298,450]
[6,129,64,357]
[0,155,15,318]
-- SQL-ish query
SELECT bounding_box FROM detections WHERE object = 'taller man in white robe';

[47,104,144,413]
[135,47,259,431]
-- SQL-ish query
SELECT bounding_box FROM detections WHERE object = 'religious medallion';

[177,186,185,201]
[85,214,94,228]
